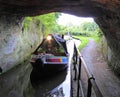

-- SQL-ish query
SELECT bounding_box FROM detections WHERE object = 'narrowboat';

[30,34,68,75]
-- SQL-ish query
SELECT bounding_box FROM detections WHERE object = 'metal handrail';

[73,43,103,97]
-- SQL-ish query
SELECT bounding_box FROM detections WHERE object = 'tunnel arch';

[0,1,120,97]
[0,0,120,76]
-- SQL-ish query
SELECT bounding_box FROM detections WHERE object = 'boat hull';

[31,61,68,74]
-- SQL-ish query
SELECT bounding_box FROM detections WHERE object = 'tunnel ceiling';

[0,0,120,76]
[0,0,120,17]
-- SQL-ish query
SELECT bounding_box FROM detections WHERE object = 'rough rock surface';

[0,0,120,97]
[95,15,120,75]
[0,15,43,97]
[0,15,43,73]
[0,0,119,74]
[0,60,32,97]
[0,0,119,17]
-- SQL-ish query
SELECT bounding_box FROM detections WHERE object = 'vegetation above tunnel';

[23,12,102,37]
[23,12,104,57]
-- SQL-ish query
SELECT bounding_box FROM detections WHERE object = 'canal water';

[30,37,80,97]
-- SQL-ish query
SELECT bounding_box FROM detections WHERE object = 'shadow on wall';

[0,67,2,73]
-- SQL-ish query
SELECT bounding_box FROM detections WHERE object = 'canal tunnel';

[0,0,120,97]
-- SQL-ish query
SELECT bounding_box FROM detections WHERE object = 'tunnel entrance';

[28,12,107,97]
[0,0,120,76]
[28,12,102,84]
[0,1,120,97]
[27,12,102,83]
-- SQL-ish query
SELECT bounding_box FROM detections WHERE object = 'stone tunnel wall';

[0,0,120,96]
[0,59,32,97]
[0,0,119,76]
[0,15,43,73]
[95,14,120,75]
[0,15,44,97]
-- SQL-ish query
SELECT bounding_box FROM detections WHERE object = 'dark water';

[30,40,74,97]
[30,68,71,97]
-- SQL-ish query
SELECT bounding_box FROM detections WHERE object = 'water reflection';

[32,69,67,97]
[30,38,74,97]
[48,87,65,97]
